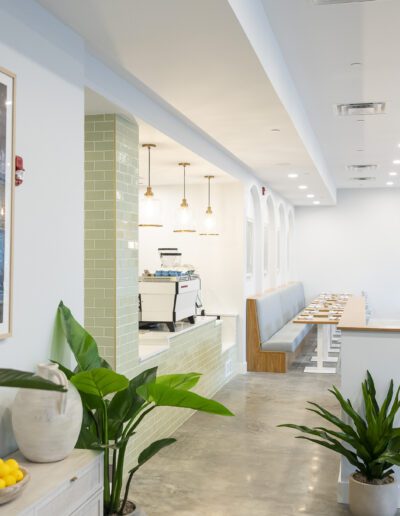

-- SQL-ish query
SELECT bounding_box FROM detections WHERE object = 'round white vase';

[12,363,83,463]
[349,473,400,516]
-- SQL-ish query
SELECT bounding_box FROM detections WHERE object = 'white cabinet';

[0,450,103,516]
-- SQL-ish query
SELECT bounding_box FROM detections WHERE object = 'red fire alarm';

[15,156,25,186]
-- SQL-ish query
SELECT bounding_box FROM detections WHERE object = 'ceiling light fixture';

[306,194,315,198]
[298,185,308,190]
[386,181,394,186]
[389,172,398,176]
[174,162,196,233]
[200,176,219,236]
[139,144,163,228]
[313,200,321,205]
[271,128,281,132]
[288,173,298,179]
[393,160,400,165]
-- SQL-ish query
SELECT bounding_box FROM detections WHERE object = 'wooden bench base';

[246,298,309,373]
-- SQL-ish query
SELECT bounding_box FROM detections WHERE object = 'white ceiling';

[38,0,333,205]
[85,89,235,186]
[261,0,400,189]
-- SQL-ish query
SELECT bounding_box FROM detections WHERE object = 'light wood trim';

[337,296,400,332]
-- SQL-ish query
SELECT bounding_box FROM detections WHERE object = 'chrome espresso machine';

[139,248,202,332]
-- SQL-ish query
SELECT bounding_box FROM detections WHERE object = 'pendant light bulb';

[200,176,219,236]
[139,144,163,227]
[174,162,196,233]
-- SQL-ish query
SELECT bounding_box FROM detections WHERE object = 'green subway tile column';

[84,114,139,369]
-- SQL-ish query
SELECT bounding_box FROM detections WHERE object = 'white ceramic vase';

[349,474,400,516]
[12,363,83,463]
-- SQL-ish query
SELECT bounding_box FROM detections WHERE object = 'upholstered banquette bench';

[246,282,314,373]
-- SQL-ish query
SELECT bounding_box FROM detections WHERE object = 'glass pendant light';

[200,175,219,236]
[173,162,196,233]
[139,143,163,227]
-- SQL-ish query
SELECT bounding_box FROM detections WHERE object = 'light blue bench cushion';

[261,320,313,353]
[256,290,284,343]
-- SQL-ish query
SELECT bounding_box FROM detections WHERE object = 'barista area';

[138,247,239,363]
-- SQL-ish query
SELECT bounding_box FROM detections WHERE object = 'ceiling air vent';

[336,102,385,116]
[350,177,376,182]
[313,0,377,4]
[347,164,378,174]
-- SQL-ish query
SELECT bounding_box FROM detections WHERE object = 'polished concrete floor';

[134,334,351,515]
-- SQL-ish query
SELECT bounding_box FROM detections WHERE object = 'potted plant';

[279,372,400,516]
[53,302,234,515]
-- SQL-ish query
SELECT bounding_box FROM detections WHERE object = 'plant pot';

[12,363,83,462]
[349,473,400,516]
[111,500,147,516]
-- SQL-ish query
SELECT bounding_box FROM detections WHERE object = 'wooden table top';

[294,293,351,325]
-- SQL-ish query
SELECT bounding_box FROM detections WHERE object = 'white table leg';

[305,324,336,373]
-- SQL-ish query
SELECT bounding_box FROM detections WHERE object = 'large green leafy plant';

[54,302,233,515]
[279,372,400,483]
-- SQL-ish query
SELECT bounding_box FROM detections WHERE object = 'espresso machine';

[139,249,202,332]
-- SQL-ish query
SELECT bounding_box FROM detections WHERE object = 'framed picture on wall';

[0,67,15,338]
[246,219,254,276]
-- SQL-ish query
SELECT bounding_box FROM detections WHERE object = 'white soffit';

[38,0,335,205]
[261,0,400,190]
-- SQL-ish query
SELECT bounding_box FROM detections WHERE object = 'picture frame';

[0,67,15,339]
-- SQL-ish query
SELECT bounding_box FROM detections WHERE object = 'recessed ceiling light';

[397,143,400,148]
[389,171,398,176]
[298,185,308,190]
[393,160,400,165]
[288,173,298,178]
[386,181,394,186]
[271,128,280,132]
[356,149,364,152]
[313,200,321,205]
[357,119,365,122]
[350,62,362,68]
[306,194,315,198]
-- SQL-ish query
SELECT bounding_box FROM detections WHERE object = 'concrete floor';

[134,335,351,515]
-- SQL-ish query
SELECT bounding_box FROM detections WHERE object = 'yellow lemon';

[0,464,10,478]
[5,459,18,472]
[0,479,5,489]
[4,475,16,487]
[14,470,24,482]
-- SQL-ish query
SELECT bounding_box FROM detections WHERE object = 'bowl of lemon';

[0,458,30,505]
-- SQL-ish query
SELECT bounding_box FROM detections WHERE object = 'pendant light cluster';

[139,145,220,236]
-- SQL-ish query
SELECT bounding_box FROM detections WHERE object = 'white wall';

[295,189,400,318]
[0,1,85,455]
[139,182,245,310]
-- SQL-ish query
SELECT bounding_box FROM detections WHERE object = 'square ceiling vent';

[336,102,386,116]
[313,0,377,4]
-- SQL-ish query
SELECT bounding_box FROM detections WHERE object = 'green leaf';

[108,367,157,423]
[57,301,111,371]
[135,438,176,470]
[50,360,74,380]
[137,383,234,416]
[0,368,66,392]
[156,372,201,391]
[75,407,100,450]
[71,368,129,398]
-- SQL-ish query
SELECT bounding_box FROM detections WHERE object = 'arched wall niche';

[247,185,263,295]
[287,209,295,282]
[277,203,287,286]
[264,194,276,289]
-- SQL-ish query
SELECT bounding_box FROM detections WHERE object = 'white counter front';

[138,316,219,362]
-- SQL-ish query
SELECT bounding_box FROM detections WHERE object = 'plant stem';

[120,466,139,515]
[102,400,111,511]
[111,441,128,513]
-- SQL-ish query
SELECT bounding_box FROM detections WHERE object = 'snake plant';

[53,301,234,515]
[279,372,400,482]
